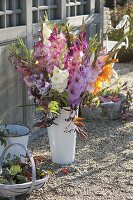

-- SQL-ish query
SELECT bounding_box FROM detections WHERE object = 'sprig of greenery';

[44,11,53,29]
[83,35,101,65]
[50,90,69,108]
[9,37,34,63]
[59,45,67,69]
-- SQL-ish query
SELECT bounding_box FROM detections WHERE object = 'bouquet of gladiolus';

[9,18,118,130]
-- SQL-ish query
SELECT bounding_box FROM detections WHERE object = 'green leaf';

[0,177,9,184]
[59,45,67,69]
[36,168,46,178]
[96,99,100,108]
[40,17,43,37]
[40,171,45,177]
[10,165,22,176]
[44,11,53,29]
[2,168,11,177]
[81,17,86,32]
[60,96,69,107]
[9,37,35,65]
[8,43,19,55]
[50,110,60,115]
[0,129,3,136]
[16,175,26,181]
[48,101,59,112]
[0,137,7,147]
[61,91,68,98]
[35,105,44,112]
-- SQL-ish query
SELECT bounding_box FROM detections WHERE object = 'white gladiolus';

[43,24,52,45]
[51,67,69,93]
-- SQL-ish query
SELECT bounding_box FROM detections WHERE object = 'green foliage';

[83,35,102,64]
[44,11,53,29]
[35,105,44,112]
[0,177,9,184]
[96,98,101,108]
[108,28,123,41]
[108,29,133,62]
[50,90,69,108]
[81,17,86,33]
[0,127,7,147]
[88,35,101,54]
[81,80,123,108]
[109,3,133,47]
[8,43,19,56]
[82,92,98,107]
[0,137,6,147]
[108,3,133,62]
[0,157,46,184]
[112,32,129,51]
[10,165,22,176]
[48,101,59,115]
[44,11,72,33]
[59,45,67,69]
[9,37,34,64]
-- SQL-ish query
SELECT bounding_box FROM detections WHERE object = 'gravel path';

[14,64,133,199]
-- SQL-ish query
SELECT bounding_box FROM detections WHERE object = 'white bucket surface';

[0,173,49,198]
[47,108,77,165]
[0,124,30,160]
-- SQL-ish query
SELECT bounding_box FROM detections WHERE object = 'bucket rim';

[0,124,31,137]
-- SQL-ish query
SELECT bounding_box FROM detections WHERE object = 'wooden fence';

[0,0,103,128]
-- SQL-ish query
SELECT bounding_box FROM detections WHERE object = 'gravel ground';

[5,63,133,200]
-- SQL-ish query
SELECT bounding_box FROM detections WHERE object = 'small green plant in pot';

[100,90,126,120]
[0,146,49,199]
[0,156,46,184]
[99,81,133,120]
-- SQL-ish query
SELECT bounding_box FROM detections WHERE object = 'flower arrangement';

[9,17,118,129]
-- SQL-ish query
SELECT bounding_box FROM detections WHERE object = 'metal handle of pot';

[0,143,36,194]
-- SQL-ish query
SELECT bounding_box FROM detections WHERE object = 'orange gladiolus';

[100,64,113,83]
[93,77,103,95]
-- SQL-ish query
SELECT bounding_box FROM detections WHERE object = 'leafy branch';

[9,37,34,65]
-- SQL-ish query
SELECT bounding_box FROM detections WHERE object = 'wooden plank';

[66,13,101,26]
[0,26,26,44]
[0,45,23,124]
[24,0,34,128]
